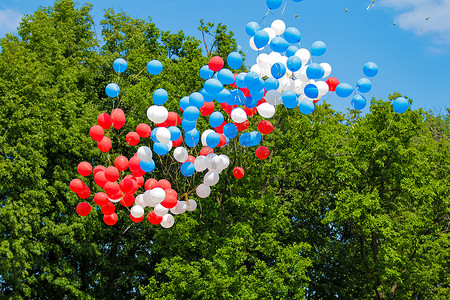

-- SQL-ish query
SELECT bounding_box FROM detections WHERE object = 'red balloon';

[94,192,109,206]
[130,213,144,223]
[101,202,115,215]
[158,179,171,190]
[218,134,227,147]
[313,99,320,104]
[258,120,273,134]
[94,171,108,188]
[76,202,91,216]
[119,178,134,194]
[235,120,249,131]
[126,132,140,146]
[77,162,92,177]
[172,135,183,147]
[77,186,91,199]
[104,181,120,197]
[110,191,123,201]
[186,155,195,164]
[208,56,224,72]
[200,147,214,156]
[97,136,112,153]
[233,167,245,179]
[111,108,126,130]
[220,102,235,114]
[134,176,144,187]
[128,156,141,172]
[257,98,267,106]
[240,87,251,97]
[160,194,177,209]
[200,101,215,116]
[326,77,339,92]
[147,211,163,225]
[93,165,106,176]
[255,146,270,160]
[145,178,158,190]
[214,121,226,134]
[97,113,112,130]
[104,166,119,182]
[244,106,257,116]
[69,179,85,193]
[136,123,151,138]
[132,169,146,177]
[114,156,129,171]
[230,74,238,88]
[159,112,181,127]
[121,194,135,207]
[90,125,104,142]
[103,213,118,226]
[165,189,178,198]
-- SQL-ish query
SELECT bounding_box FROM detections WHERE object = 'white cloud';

[379,0,450,41]
[0,9,22,33]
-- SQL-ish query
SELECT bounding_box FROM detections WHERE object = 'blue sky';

[0,0,449,113]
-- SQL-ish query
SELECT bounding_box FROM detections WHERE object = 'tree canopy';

[0,1,449,299]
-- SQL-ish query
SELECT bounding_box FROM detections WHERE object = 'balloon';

[147,60,163,75]
[215,88,232,104]
[204,170,220,186]
[233,167,245,179]
[179,96,190,111]
[231,107,247,123]
[90,125,104,142]
[258,120,274,134]
[104,181,120,198]
[200,101,215,116]
[200,88,214,103]
[351,94,367,110]
[158,179,172,191]
[77,162,92,177]
[164,112,182,127]
[282,90,299,109]
[304,84,319,99]
[97,113,112,130]
[363,62,378,77]
[306,63,324,79]
[130,213,144,223]
[230,89,246,106]
[105,83,120,98]
[103,213,118,226]
[271,62,286,79]
[326,77,340,91]
[111,108,126,130]
[284,27,301,44]
[126,131,140,146]
[199,65,214,80]
[70,178,85,193]
[235,120,250,131]
[244,72,261,89]
[137,146,153,162]
[94,171,108,188]
[160,214,175,228]
[265,77,280,91]
[121,194,135,207]
[335,83,354,98]
[209,111,225,128]
[160,193,177,209]
[257,102,276,118]
[255,146,270,160]
[245,21,260,37]
[153,142,170,156]
[271,19,286,35]
[320,62,332,78]
[266,0,282,9]
[174,147,188,163]
[97,136,112,153]
[196,184,211,198]
[223,123,238,139]
[254,30,270,49]
[185,128,200,147]
[147,211,163,225]
[226,52,243,70]
[239,132,252,147]
[270,37,289,53]
[217,69,235,85]
[250,131,262,146]
[311,41,326,56]
[295,48,311,65]
[265,90,282,106]
[235,73,246,88]
[287,56,302,72]
[147,105,169,124]
[208,56,224,72]
[204,78,223,95]
[136,123,151,138]
[186,199,197,211]
[183,106,200,121]
[119,178,134,194]
[168,126,181,141]
[356,78,372,93]
[153,88,168,105]
[113,58,127,73]
[105,166,119,182]
[298,98,315,114]
[316,81,330,97]
[189,92,204,109]
[94,192,109,206]
[393,97,409,113]
[286,45,299,57]
[181,119,197,132]
[181,162,195,177]
[130,205,145,218]
[206,132,220,148]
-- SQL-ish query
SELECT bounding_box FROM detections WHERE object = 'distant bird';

[393,21,397,25]
[295,14,299,18]
[418,28,423,34]
[367,4,374,10]
[426,17,430,21]
[343,8,349,12]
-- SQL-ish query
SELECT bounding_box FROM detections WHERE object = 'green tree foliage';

[0,1,449,299]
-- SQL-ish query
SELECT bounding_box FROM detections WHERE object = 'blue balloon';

[168,126,181,141]
[351,94,367,110]
[153,143,169,156]
[185,128,199,147]
[282,90,299,109]
[182,119,197,131]
[246,22,260,37]
[200,65,214,79]
[200,88,214,103]
[270,37,289,53]
[209,111,225,128]
[244,72,261,89]
[299,99,315,114]
[250,131,262,146]
[113,58,127,73]
[266,0,282,9]
[206,132,221,148]
[356,78,372,93]
[271,63,286,79]
[287,56,302,72]
[286,45,299,57]
[204,78,223,95]
[183,106,200,121]
[311,41,326,56]
[227,52,243,69]
[264,77,280,91]
[153,88,168,105]
[189,92,204,108]
[147,60,163,75]
[363,62,379,77]
[235,73,246,88]
[284,27,301,44]
[239,132,252,147]
[254,30,270,49]
[140,159,155,173]
[217,69,235,85]
[335,83,354,98]
[393,97,409,113]
[180,162,195,177]
[230,89,246,106]
[306,63,324,79]
[223,123,238,139]
[151,127,159,142]
[179,96,190,110]
[304,84,319,99]
[215,88,232,103]
[105,83,120,98]
[245,97,258,108]
[250,88,265,101]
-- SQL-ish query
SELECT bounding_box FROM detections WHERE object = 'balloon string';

[281,0,287,15]
[259,9,270,26]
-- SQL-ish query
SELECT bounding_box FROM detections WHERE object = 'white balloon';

[250,64,263,76]
[257,102,276,118]
[166,140,173,152]
[196,184,211,198]
[194,155,208,172]
[268,51,283,64]
[204,170,220,186]
[135,194,146,208]
[171,200,187,215]
[271,19,286,35]
[161,214,175,228]
[320,62,332,78]
[208,155,224,172]
[201,129,215,146]
[156,127,171,144]
[109,197,121,203]
[146,105,157,122]
[130,205,145,218]
[148,105,168,124]
[150,187,166,204]
[295,48,311,66]
[256,53,270,66]
[277,77,295,93]
[316,81,329,97]
[249,37,264,51]
[294,79,306,94]
[297,66,308,82]
[143,190,154,207]
[231,107,247,123]
[154,203,169,217]
[137,146,152,162]
[173,147,188,163]
[265,90,283,106]
[263,27,276,42]
[219,154,230,170]
[186,199,197,211]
